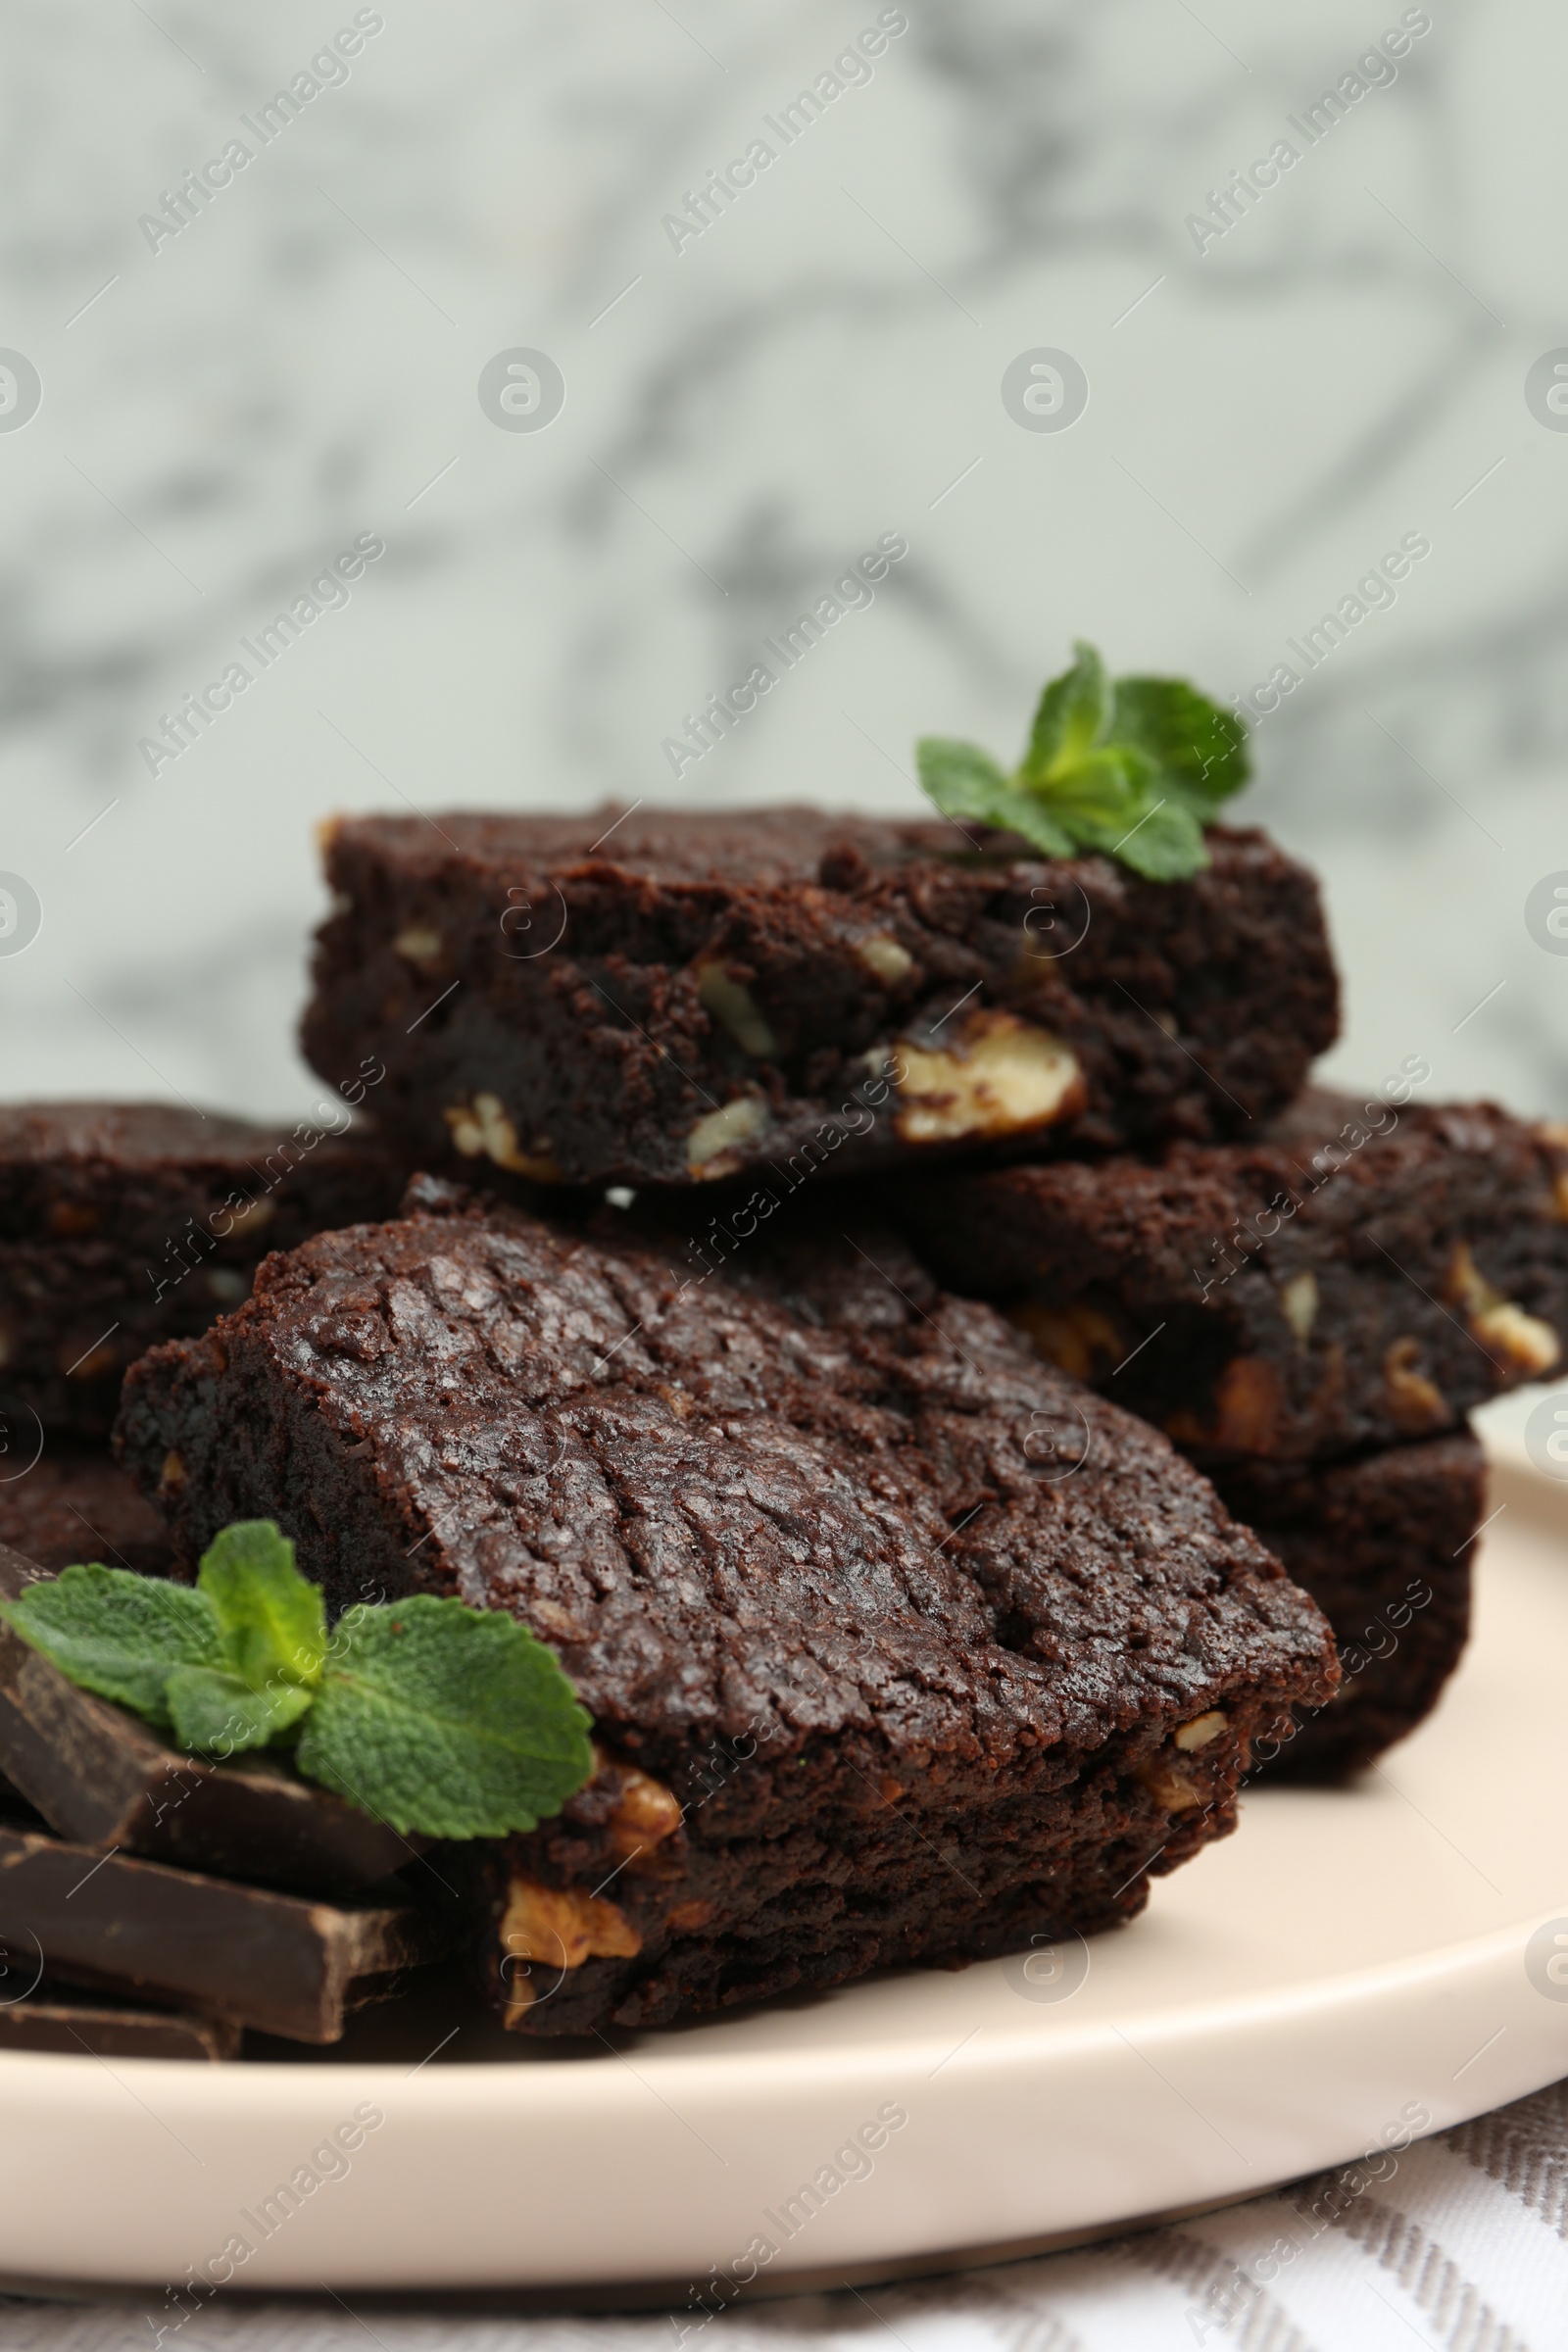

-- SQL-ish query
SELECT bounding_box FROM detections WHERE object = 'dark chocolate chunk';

[0,1544,423,1894]
[0,1984,240,2061]
[0,1819,454,2042]
[300,807,1338,1188]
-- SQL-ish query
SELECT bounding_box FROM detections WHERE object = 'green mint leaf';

[1030,747,1212,877]
[197,1520,326,1695]
[1104,797,1209,882]
[166,1664,316,1756]
[916,736,1009,816]
[984,791,1082,859]
[1024,639,1109,781]
[295,1595,594,1839]
[1035,743,1154,833]
[916,739,1077,856]
[1110,676,1249,814]
[0,1565,221,1729]
[914,642,1249,881]
[0,1523,598,1837]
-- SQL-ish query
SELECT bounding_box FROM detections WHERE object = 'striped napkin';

[7,2075,1566,2351]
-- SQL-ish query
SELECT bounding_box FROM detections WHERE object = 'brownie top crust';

[905,1087,1565,1300]
[310,803,1329,934]
[319,803,957,887]
[0,1100,401,1245]
[0,1102,290,1171]
[892,1086,1568,1463]
[117,1200,1334,1782]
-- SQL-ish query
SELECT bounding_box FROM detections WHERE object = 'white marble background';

[0,0,1563,1125]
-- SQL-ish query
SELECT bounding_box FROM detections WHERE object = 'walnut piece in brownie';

[116,1197,1336,2034]
[894,1090,1568,1465]
[299,807,1339,1190]
[1215,1434,1481,1780]
[0,1101,409,1436]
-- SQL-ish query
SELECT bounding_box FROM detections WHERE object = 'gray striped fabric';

[8,2080,1568,2350]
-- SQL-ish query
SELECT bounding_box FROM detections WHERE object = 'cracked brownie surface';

[116,1195,1335,2033]
[300,807,1338,1190]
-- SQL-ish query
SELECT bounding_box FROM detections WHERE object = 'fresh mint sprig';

[0,1522,593,1840]
[916,640,1249,881]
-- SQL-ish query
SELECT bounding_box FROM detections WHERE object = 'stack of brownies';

[2,803,1564,2046]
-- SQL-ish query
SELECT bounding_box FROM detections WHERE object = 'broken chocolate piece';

[0,1984,240,2061]
[0,1543,423,1894]
[0,1819,455,2042]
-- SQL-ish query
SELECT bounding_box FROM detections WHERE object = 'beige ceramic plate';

[1,1433,1566,2301]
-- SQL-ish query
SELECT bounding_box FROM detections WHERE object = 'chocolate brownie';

[0,1101,409,1436]
[1215,1434,1482,1779]
[299,808,1339,1190]
[115,1197,1336,2034]
[894,1090,1568,1465]
[0,1445,176,1576]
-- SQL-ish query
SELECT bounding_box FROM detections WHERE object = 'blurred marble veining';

[0,0,1563,1121]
